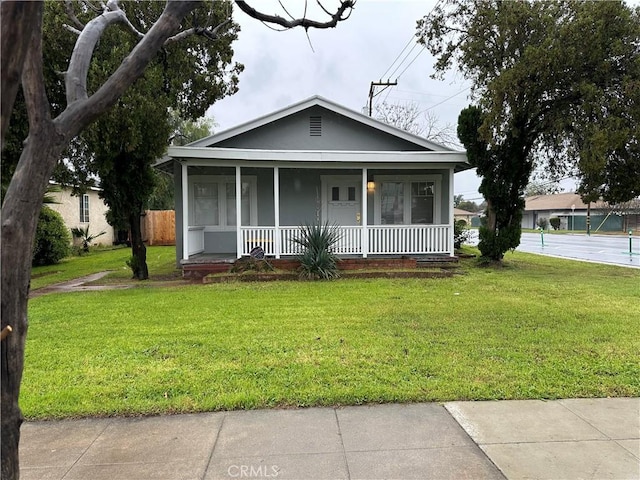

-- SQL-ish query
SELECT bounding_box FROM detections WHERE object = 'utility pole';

[368,80,397,116]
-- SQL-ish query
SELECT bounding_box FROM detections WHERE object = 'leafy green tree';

[419,0,640,260]
[457,105,530,260]
[169,111,216,146]
[457,200,479,212]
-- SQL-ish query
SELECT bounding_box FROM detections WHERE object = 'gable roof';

[454,208,477,216]
[188,95,456,152]
[525,192,607,211]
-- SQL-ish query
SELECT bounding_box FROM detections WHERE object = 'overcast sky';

[207,0,483,200]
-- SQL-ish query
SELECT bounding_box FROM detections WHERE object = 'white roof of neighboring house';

[49,180,102,193]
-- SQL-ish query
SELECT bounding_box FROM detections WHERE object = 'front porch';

[187,224,453,258]
[179,163,458,261]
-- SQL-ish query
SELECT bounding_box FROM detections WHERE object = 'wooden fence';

[143,210,175,246]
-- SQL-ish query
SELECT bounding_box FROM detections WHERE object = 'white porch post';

[449,167,455,257]
[274,166,281,259]
[181,161,189,261]
[236,166,242,258]
[361,167,368,258]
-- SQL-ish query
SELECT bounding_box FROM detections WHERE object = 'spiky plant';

[293,222,341,280]
[71,225,106,253]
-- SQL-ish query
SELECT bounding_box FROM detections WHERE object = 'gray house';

[158,96,470,263]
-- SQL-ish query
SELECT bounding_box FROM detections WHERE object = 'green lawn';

[30,246,178,290]
[22,251,640,419]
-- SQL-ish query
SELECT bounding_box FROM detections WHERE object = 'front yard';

[22,249,640,419]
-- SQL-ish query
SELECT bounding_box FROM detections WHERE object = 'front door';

[324,178,361,226]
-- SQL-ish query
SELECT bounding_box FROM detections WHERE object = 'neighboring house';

[522,192,626,232]
[156,96,470,264]
[47,183,115,245]
[454,208,477,225]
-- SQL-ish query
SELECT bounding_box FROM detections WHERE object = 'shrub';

[32,206,71,266]
[293,222,341,280]
[454,219,472,249]
[71,225,106,253]
[550,217,561,230]
[536,217,549,230]
[231,257,274,273]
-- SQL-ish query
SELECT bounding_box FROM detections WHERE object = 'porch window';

[189,176,257,229]
[411,181,434,224]
[375,176,441,225]
[380,182,404,225]
[194,183,218,225]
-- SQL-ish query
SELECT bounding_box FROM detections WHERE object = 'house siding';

[48,187,114,245]
[215,106,428,152]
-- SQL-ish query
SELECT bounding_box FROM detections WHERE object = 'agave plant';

[293,222,342,280]
[71,225,106,253]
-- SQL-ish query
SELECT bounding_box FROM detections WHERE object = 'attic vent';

[309,116,322,136]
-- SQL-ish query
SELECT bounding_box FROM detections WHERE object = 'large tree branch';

[234,0,355,30]
[65,6,133,105]
[165,18,232,45]
[64,0,85,30]
[60,0,201,138]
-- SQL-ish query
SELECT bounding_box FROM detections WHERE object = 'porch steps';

[416,256,460,270]
[182,261,233,280]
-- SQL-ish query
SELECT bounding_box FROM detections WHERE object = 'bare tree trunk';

[1,131,64,480]
[129,211,149,280]
[0,1,42,149]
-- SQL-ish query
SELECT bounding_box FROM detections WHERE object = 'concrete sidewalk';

[20,398,639,480]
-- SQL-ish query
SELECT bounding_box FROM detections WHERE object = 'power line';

[377,0,442,81]
[372,0,446,113]
[419,86,471,114]
[379,36,415,81]
[395,46,426,81]
[386,42,419,81]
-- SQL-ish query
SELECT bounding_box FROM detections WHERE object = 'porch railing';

[188,226,205,256]
[368,225,451,255]
[239,225,451,257]
[242,227,276,256]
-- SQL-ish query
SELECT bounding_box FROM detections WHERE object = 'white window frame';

[188,175,257,231]
[79,194,90,223]
[373,175,441,225]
